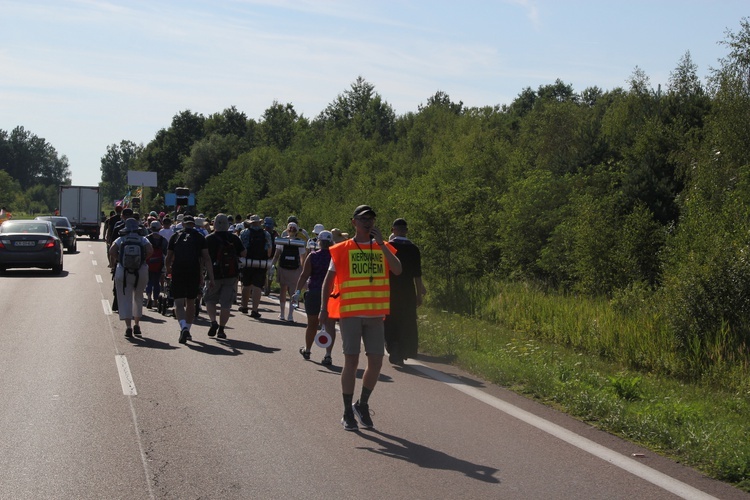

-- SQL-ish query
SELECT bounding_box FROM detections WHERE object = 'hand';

[370,226,384,245]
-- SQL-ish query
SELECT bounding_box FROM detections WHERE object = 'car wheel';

[72,242,77,253]
[52,262,63,275]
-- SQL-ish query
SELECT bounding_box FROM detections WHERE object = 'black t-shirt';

[169,228,207,272]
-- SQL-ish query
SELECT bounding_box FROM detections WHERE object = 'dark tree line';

[0,126,71,213]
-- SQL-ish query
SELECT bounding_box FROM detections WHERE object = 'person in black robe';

[384,218,427,365]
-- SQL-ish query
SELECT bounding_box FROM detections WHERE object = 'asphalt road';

[0,238,747,499]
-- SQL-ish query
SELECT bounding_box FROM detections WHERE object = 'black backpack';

[213,234,238,279]
[244,228,267,259]
[279,243,300,270]
[171,229,203,268]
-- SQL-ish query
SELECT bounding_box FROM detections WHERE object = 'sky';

[1,0,747,186]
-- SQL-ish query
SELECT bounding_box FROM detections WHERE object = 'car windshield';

[1,222,51,234]
[36,216,71,228]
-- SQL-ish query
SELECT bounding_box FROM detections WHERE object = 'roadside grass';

[418,288,750,492]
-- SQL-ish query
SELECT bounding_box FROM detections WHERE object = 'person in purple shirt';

[294,230,337,365]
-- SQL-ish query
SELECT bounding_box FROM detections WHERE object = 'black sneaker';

[321,355,333,366]
[352,401,373,428]
[250,310,261,319]
[299,347,310,360]
[238,306,248,314]
[341,412,359,431]
[208,322,219,337]
[133,325,142,337]
[146,298,153,309]
[125,327,133,338]
[217,328,227,339]
[179,327,191,344]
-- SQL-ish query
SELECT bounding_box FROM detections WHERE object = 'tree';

[100,140,143,206]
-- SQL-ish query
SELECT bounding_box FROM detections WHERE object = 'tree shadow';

[356,429,500,484]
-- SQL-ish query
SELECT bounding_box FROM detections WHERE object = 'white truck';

[59,185,102,239]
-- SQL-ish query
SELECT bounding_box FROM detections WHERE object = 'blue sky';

[1,0,747,186]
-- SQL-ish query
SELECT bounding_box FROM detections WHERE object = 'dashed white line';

[95,274,103,283]
[92,260,97,266]
[408,361,718,500]
[115,355,137,396]
[101,299,112,315]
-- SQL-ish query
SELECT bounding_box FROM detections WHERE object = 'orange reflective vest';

[328,239,396,317]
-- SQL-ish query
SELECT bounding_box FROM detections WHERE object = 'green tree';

[100,140,143,207]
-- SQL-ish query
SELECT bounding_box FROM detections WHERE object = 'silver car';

[0,220,64,274]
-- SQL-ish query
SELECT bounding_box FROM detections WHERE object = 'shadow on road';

[357,429,500,484]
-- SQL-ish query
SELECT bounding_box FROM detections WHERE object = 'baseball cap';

[263,216,275,227]
[318,230,333,243]
[392,218,408,228]
[150,220,162,231]
[313,223,325,234]
[182,215,195,225]
[352,205,376,218]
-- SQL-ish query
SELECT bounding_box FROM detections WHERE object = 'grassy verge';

[418,298,750,492]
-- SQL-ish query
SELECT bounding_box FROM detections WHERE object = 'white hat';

[313,223,325,234]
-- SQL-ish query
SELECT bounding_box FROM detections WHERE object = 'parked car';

[0,220,64,274]
[35,215,77,253]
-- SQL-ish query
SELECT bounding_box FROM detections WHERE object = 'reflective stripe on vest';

[329,240,395,318]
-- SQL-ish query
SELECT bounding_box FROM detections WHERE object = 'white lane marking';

[408,361,718,500]
[95,274,103,283]
[115,355,137,396]
[101,299,112,315]
[90,250,94,255]
[92,260,97,266]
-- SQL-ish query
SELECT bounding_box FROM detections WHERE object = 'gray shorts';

[203,277,238,309]
[339,316,385,356]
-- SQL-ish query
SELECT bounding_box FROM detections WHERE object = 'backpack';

[118,233,145,292]
[279,242,301,270]
[242,227,267,259]
[213,233,238,279]
[146,233,167,273]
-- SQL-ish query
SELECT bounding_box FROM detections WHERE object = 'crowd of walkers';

[104,204,426,430]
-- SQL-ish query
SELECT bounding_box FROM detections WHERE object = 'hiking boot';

[238,306,248,314]
[207,321,219,337]
[217,328,227,339]
[133,325,142,337]
[125,327,133,338]
[250,310,261,319]
[179,327,191,344]
[321,355,333,366]
[352,401,373,428]
[299,347,311,360]
[341,413,359,431]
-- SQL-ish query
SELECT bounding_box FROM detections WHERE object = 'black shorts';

[240,267,266,288]
[171,269,201,300]
[304,289,322,316]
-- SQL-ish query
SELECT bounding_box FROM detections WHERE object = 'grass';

[418,282,750,492]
